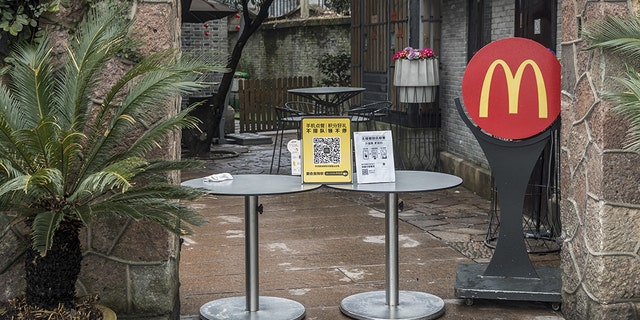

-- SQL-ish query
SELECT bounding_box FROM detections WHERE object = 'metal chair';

[347,100,392,131]
[269,101,316,174]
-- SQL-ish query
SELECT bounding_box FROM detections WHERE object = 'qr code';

[312,137,341,164]
[361,164,374,176]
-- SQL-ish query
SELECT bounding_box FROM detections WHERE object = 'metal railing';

[268,0,329,17]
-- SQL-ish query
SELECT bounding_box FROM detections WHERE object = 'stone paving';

[179,131,563,320]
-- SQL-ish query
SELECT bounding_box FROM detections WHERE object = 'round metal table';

[326,171,463,320]
[182,175,321,320]
[288,86,365,115]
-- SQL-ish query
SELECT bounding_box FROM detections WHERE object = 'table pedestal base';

[339,290,445,320]
[200,296,305,320]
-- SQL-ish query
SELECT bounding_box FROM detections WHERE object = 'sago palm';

[583,14,640,152]
[0,4,225,310]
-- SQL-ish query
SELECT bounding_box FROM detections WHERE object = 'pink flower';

[392,46,437,61]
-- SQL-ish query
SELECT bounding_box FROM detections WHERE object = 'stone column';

[560,0,640,319]
[78,1,184,319]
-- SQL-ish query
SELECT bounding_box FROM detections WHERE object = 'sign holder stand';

[453,99,561,309]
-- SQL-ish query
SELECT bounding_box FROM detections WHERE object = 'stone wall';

[560,0,640,318]
[231,17,351,83]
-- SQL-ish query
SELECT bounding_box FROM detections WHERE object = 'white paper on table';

[353,130,395,184]
[202,173,234,183]
[288,139,301,176]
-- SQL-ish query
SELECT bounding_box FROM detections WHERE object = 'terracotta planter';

[393,59,439,103]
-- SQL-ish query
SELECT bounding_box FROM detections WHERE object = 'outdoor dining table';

[288,86,365,115]
[326,170,463,320]
[182,175,322,320]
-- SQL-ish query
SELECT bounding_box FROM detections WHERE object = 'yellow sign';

[301,117,352,183]
[479,59,548,118]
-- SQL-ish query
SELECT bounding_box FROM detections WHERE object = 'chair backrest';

[284,101,316,115]
[349,101,392,117]
[361,101,392,114]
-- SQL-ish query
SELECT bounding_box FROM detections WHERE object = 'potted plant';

[0,3,225,317]
[392,46,439,103]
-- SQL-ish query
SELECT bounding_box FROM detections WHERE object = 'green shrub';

[317,51,351,87]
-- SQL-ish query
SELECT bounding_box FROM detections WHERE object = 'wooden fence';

[238,76,313,132]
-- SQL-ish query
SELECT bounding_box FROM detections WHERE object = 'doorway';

[515,0,557,51]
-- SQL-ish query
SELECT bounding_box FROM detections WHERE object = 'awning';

[182,0,238,23]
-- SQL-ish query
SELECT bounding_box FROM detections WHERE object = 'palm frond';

[583,14,640,58]
[0,81,21,129]
[602,67,640,152]
[55,5,132,129]
[0,158,24,180]
[0,115,35,173]
[0,175,31,196]
[3,37,56,129]
[0,168,63,203]
[30,211,65,255]
[29,168,64,196]
[78,56,224,177]
[126,158,205,184]
[68,157,148,203]
[85,183,206,234]
[101,200,205,235]
[122,108,201,160]
[584,14,640,152]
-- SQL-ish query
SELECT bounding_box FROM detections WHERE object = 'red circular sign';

[462,37,560,140]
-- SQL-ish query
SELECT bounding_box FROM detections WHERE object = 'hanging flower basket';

[392,47,439,103]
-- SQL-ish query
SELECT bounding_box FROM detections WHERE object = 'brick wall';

[181,19,228,98]
[440,0,488,169]
[491,0,514,41]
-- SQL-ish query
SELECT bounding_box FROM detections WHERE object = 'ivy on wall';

[0,0,139,62]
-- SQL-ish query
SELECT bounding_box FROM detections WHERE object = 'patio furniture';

[288,86,366,115]
[181,175,322,320]
[269,101,315,174]
[347,100,392,131]
[326,170,463,320]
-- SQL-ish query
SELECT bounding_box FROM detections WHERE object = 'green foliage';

[0,3,228,255]
[0,0,59,40]
[326,0,350,15]
[584,14,640,153]
[317,51,351,87]
[0,0,137,61]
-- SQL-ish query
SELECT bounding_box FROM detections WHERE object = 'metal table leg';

[340,193,445,320]
[200,195,306,320]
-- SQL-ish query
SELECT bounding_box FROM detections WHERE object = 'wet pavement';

[179,130,563,320]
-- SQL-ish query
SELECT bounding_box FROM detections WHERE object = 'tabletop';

[181,174,321,196]
[326,170,462,193]
[288,86,366,95]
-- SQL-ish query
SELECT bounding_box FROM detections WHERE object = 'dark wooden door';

[515,0,557,51]
[514,0,561,242]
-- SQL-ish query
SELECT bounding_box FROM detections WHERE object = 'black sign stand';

[453,98,561,308]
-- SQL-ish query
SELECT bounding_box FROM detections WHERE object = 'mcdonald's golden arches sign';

[462,37,560,140]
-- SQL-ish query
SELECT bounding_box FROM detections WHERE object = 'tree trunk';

[25,220,83,309]
[199,0,275,152]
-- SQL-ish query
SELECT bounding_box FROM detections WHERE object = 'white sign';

[353,130,395,184]
[287,139,301,176]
